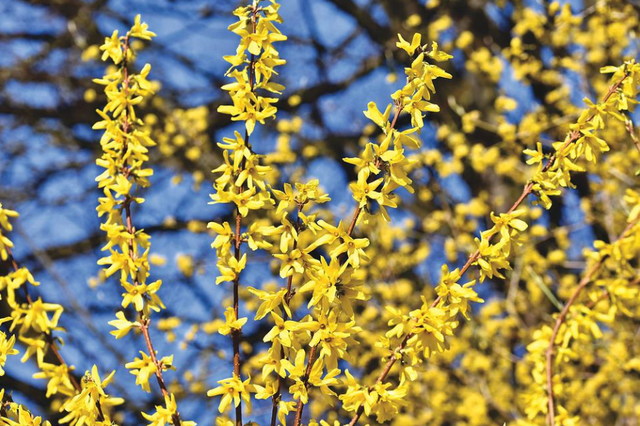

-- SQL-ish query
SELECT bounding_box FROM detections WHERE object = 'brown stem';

[624,115,640,155]
[232,204,243,426]
[346,206,362,238]
[270,204,303,426]
[123,182,182,426]
[141,317,183,426]
[292,345,318,425]
[116,35,182,426]
[45,333,82,392]
[226,7,259,426]
[0,393,13,419]
[545,217,639,426]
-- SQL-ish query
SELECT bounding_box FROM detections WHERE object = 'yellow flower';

[473,236,511,282]
[248,287,290,320]
[0,203,18,232]
[121,279,164,312]
[130,14,157,40]
[216,253,247,284]
[125,351,173,393]
[3,404,52,426]
[573,127,609,163]
[273,249,305,278]
[396,33,422,56]
[330,235,370,269]
[363,101,393,129]
[207,374,256,414]
[624,189,640,222]
[0,203,18,261]
[271,183,296,216]
[142,394,196,426]
[0,331,18,375]
[176,253,195,278]
[263,312,297,347]
[434,265,482,320]
[349,171,384,209]
[219,307,248,336]
[262,213,298,253]
[427,41,453,62]
[60,366,123,426]
[300,257,367,317]
[11,298,63,336]
[108,311,141,339]
[308,310,361,371]
[488,209,529,243]
[33,362,75,397]
[99,30,122,64]
[208,221,234,254]
[305,220,346,252]
[523,141,545,165]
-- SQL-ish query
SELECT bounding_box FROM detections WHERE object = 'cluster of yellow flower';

[525,64,639,210]
[0,387,53,426]
[3,2,640,426]
[205,5,451,426]
[336,61,640,426]
[206,2,287,426]
[93,15,194,426]
[0,206,18,262]
[258,181,367,425]
[0,204,122,425]
[204,6,639,425]
[519,62,640,426]
[206,27,455,426]
[217,0,286,136]
[523,200,640,425]
[321,36,456,424]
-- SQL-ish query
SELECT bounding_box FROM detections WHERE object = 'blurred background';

[1,0,640,425]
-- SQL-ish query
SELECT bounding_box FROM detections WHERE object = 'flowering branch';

[545,214,640,425]
[94,15,192,426]
[207,1,287,424]
[0,204,122,424]
[345,62,639,425]
[292,105,403,426]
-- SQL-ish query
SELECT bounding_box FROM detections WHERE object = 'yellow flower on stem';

[207,374,256,414]
[219,307,248,336]
[330,235,370,269]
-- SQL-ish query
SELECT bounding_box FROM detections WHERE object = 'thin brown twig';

[117,34,182,426]
[270,204,303,426]
[232,199,243,426]
[227,5,259,426]
[0,393,12,418]
[624,115,640,155]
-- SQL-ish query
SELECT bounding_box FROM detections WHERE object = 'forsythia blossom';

[93,15,191,426]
